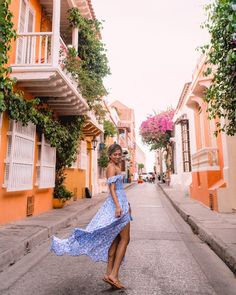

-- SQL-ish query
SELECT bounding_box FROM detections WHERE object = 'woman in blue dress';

[51,143,132,289]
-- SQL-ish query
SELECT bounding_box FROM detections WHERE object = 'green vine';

[103,120,117,140]
[98,144,109,168]
[67,8,110,121]
[201,0,236,135]
[0,0,85,200]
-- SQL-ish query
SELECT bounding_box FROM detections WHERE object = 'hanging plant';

[201,0,236,135]
[103,120,117,140]
[67,8,110,120]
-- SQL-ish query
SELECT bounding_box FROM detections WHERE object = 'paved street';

[1,184,236,295]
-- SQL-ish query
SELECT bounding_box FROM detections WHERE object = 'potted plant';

[53,184,73,209]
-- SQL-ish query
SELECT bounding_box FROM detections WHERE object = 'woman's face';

[110,149,122,165]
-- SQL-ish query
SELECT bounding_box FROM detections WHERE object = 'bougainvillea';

[140,110,174,150]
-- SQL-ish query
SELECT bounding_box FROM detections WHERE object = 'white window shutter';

[78,141,87,170]
[71,153,78,169]
[5,120,36,192]
[38,134,56,188]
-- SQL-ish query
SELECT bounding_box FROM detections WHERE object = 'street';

[1,183,236,295]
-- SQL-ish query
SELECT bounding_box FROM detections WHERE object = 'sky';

[92,0,211,171]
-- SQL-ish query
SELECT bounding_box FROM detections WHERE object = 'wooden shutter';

[5,120,36,192]
[17,0,27,63]
[38,135,56,188]
[78,141,87,170]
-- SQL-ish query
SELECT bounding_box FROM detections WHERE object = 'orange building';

[0,0,103,225]
[185,56,236,212]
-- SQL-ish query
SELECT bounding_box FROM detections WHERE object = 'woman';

[51,143,132,290]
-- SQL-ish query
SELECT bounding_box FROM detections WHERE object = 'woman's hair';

[107,143,122,157]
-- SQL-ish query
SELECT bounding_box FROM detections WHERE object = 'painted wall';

[64,169,86,199]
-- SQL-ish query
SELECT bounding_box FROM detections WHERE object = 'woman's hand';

[115,206,122,218]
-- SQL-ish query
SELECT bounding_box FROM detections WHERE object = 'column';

[72,27,79,50]
[52,0,61,67]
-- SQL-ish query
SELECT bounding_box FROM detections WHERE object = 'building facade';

[172,55,236,212]
[171,82,196,195]
[110,100,137,181]
[135,144,146,173]
[0,0,103,225]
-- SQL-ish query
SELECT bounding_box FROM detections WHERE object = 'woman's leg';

[105,235,120,277]
[109,222,130,282]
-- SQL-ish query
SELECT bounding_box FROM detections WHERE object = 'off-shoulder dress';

[50,174,132,262]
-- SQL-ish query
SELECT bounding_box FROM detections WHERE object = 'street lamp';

[91,136,98,150]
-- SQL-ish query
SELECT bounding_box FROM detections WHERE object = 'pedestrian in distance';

[51,143,132,290]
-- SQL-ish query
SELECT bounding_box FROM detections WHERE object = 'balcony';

[191,147,220,172]
[10,0,89,116]
[82,111,104,137]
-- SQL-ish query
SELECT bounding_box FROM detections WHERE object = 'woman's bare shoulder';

[106,163,116,178]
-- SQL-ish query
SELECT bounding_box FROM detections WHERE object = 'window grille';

[78,141,87,170]
[181,120,191,172]
[36,134,56,188]
[4,120,36,191]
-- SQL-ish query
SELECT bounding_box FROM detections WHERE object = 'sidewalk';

[0,182,135,272]
[158,183,236,275]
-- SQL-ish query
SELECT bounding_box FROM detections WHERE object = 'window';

[36,134,56,188]
[78,141,87,170]
[17,0,35,64]
[181,120,191,172]
[4,120,36,191]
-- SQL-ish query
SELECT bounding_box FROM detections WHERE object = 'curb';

[158,183,236,275]
[0,183,136,273]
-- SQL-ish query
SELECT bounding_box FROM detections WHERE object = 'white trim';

[192,166,220,172]
[52,0,61,67]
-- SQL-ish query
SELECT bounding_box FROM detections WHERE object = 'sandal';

[106,276,125,289]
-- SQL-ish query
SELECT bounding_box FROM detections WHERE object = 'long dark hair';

[107,143,122,158]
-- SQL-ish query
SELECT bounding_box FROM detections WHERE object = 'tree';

[138,163,144,173]
[140,109,174,184]
[200,0,236,135]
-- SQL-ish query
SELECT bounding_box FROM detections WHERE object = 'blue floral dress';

[51,175,132,262]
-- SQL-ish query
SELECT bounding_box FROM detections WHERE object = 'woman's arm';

[106,165,122,217]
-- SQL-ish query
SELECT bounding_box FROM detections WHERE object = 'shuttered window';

[17,0,27,63]
[4,120,36,192]
[17,0,35,64]
[181,120,191,172]
[78,141,87,170]
[36,134,56,188]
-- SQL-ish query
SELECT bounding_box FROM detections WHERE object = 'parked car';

[140,173,149,182]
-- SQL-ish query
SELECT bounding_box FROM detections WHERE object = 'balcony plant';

[67,8,110,121]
